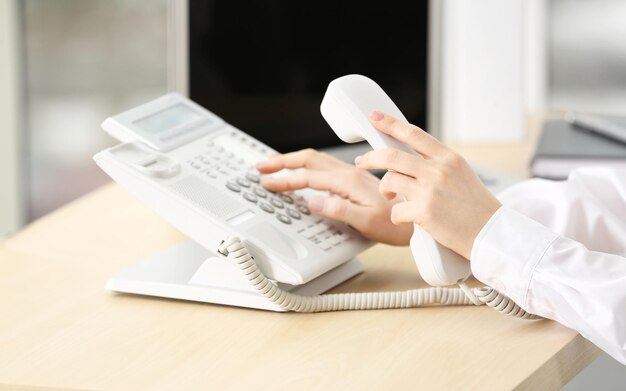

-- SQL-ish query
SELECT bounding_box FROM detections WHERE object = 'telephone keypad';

[297,219,351,251]
[187,133,352,251]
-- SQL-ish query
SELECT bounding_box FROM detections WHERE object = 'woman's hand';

[355,111,502,259]
[256,149,413,245]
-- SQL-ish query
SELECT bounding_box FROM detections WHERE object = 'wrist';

[469,204,504,261]
[459,201,502,259]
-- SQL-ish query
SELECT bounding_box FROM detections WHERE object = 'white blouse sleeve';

[470,167,626,365]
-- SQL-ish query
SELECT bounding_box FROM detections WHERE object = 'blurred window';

[548,0,626,115]
[22,0,168,220]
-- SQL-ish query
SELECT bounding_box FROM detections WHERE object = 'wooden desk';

[0,123,599,390]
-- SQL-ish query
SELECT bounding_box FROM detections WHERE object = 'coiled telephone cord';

[217,237,540,319]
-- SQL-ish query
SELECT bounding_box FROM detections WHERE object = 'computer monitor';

[170,0,430,153]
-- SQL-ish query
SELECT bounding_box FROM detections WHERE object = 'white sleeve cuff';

[470,207,559,308]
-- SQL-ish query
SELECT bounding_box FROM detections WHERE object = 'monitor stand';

[106,241,364,311]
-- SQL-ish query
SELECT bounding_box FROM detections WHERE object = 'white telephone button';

[327,235,343,245]
[311,224,326,235]
[318,241,332,250]
[270,198,285,209]
[337,231,350,241]
[280,194,294,204]
[253,188,268,198]
[258,202,275,214]
[236,177,251,188]
[276,213,292,224]
[296,205,311,215]
[242,192,258,203]
[286,208,301,220]
[225,182,241,193]
[301,229,316,239]
[246,173,260,183]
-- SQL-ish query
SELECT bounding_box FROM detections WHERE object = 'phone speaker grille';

[169,176,244,218]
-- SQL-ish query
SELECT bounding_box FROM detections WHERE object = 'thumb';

[308,195,368,227]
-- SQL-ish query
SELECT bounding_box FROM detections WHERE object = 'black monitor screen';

[189,1,428,153]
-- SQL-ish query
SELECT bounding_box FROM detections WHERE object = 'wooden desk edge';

[516,334,601,390]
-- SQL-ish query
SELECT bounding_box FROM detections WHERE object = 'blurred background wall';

[548,0,626,115]
[22,0,168,220]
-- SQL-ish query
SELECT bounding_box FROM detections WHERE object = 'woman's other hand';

[355,111,502,259]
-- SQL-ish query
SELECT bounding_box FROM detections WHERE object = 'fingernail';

[370,111,384,121]
[354,155,363,165]
[309,196,325,212]
[256,161,268,168]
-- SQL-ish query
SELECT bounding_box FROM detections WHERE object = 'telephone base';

[106,241,364,312]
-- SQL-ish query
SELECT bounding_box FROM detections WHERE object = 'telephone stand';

[106,241,364,311]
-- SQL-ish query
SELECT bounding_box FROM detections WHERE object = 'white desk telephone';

[95,75,537,318]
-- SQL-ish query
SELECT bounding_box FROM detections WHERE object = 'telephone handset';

[96,87,537,318]
[320,74,471,287]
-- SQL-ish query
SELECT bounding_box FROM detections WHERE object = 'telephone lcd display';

[134,104,204,134]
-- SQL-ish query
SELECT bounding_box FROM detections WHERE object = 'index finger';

[261,169,351,197]
[355,148,427,179]
[256,148,345,173]
[369,111,448,158]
